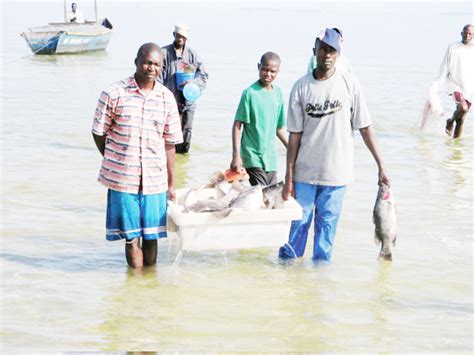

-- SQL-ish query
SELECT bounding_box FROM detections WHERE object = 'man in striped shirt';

[92,43,183,268]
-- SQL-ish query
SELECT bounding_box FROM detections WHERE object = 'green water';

[1,1,473,352]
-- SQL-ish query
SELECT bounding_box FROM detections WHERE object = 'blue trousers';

[279,182,346,261]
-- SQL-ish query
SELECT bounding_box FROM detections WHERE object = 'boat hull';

[21,20,113,55]
[55,32,112,53]
[21,31,61,54]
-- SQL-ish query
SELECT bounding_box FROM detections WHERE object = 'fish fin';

[183,184,207,209]
[182,188,194,209]
[212,208,232,218]
[208,170,226,186]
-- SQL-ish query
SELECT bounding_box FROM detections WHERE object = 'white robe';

[437,41,474,103]
[420,42,474,131]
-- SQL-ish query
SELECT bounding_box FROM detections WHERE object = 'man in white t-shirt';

[442,24,473,138]
[279,28,391,262]
[67,2,85,24]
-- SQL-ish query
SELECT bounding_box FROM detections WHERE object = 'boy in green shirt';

[230,52,288,186]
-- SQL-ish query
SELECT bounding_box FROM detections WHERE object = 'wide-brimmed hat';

[174,24,191,39]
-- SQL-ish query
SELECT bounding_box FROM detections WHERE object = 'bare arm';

[359,125,391,187]
[230,121,243,171]
[92,133,106,157]
[282,132,302,200]
[165,143,177,201]
[277,127,288,148]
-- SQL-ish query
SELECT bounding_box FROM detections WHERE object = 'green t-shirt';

[234,81,286,171]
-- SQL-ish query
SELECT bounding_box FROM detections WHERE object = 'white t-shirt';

[287,70,372,186]
[437,41,474,102]
[67,10,85,23]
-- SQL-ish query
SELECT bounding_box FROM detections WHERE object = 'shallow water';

[1,1,473,352]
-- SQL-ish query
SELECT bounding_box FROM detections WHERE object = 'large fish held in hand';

[372,184,397,261]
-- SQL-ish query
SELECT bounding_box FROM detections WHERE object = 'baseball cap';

[318,28,341,51]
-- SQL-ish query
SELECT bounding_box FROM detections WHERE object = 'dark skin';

[93,44,176,268]
[69,3,79,22]
[230,53,288,172]
[173,32,187,50]
[282,41,390,200]
[173,33,190,88]
[445,25,473,138]
[313,41,337,79]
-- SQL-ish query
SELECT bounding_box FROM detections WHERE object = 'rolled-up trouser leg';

[279,182,316,258]
[313,185,346,261]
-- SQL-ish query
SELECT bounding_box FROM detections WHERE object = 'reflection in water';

[175,153,190,189]
[98,267,165,351]
[28,50,109,65]
[445,138,465,160]
[443,139,468,189]
[371,263,398,351]
[416,134,472,194]
[415,134,472,255]
[2,1,474,352]
[373,262,394,322]
[416,135,442,190]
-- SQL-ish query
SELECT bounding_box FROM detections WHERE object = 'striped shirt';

[92,76,183,195]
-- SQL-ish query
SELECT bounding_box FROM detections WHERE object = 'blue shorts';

[106,189,168,241]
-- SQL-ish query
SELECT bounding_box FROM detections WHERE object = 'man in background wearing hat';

[279,28,391,262]
[160,24,209,154]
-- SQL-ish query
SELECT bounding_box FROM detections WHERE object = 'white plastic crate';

[167,188,302,251]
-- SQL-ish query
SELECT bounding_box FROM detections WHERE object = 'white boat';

[20,1,113,55]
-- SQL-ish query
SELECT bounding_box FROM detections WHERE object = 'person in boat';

[230,52,288,186]
[279,28,391,262]
[67,2,85,23]
[441,24,473,139]
[92,43,183,268]
[160,24,209,154]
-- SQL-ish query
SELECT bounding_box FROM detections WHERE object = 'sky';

[1,0,470,3]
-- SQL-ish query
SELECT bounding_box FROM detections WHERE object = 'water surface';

[1,1,473,352]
